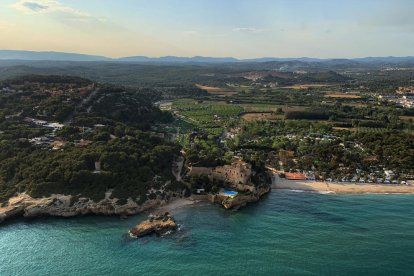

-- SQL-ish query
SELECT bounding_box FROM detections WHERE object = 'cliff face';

[210,184,271,210]
[0,193,172,224]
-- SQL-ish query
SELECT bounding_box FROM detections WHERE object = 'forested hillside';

[0,75,183,203]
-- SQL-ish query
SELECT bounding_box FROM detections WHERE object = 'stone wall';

[189,160,253,188]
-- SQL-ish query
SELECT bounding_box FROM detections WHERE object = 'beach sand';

[272,175,414,194]
[156,197,201,214]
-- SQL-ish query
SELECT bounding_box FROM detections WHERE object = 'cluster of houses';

[1,87,21,93]
[25,117,65,130]
[396,86,414,95]
[29,136,93,150]
[268,147,412,185]
[279,168,411,185]
[24,117,94,149]
[378,94,414,108]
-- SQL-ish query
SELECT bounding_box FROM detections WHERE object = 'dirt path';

[172,156,184,182]
[64,89,99,125]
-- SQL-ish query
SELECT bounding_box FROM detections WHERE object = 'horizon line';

[0,49,413,61]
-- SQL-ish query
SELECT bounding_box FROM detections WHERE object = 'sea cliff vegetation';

[0,75,183,204]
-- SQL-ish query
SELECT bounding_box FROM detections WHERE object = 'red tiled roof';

[285,172,306,180]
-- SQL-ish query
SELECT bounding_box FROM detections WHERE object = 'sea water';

[1,191,414,275]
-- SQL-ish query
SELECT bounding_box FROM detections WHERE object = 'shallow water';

[1,191,414,275]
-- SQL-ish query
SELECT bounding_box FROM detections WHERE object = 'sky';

[0,0,413,58]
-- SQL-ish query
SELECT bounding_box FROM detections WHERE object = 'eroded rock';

[129,212,177,238]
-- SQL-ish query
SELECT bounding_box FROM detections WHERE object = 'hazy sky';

[0,0,413,58]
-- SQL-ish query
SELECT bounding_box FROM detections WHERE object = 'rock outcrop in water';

[128,212,177,238]
[0,193,174,224]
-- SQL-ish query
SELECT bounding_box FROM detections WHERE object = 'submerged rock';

[129,212,177,238]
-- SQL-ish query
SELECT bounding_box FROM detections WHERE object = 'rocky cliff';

[210,184,271,210]
[0,193,174,224]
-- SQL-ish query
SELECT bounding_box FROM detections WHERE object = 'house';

[93,161,102,174]
[33,119,47,126]
[29,136,51,145]
[384,170,395,178]
[304,171,316,181]
[50,140,67,150]
[285,172,306,180]
[74,139,92,147]
[47,122,64,130]
[279,149,294,159]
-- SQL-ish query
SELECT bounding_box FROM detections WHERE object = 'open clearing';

[325,92,362,99]
[343,103,368,108]
[282,84,332,89]
[196,84,238,96]
[283,106,307,112]
[333,127,357,132]
[399,116,414,121]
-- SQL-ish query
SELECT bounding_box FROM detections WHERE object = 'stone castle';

[189,160,254,192]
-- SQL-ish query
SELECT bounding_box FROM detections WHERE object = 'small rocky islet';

[129,212,177,238]
[128,185,271,238]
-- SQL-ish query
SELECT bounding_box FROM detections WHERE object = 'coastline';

[2,178,414,225]
[272,176,414,194]
[0,193,198,224]
[155,196,202,214]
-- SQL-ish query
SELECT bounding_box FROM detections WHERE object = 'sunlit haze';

[1,0,413,58]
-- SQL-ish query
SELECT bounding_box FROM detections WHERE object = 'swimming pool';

[223,190,238,196]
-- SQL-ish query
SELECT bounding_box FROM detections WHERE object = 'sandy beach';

[156,197,202,214]
[272,175,414,194]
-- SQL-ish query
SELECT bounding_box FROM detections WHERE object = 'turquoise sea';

[1,191,414,275]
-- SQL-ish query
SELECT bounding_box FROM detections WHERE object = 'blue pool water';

[1,191,414,275]
[223,190,238,196]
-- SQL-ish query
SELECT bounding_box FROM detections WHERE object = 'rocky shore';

[0,193,173,224]
[129,212,177,238]
[0,184,271,224]
[210,184,271,210]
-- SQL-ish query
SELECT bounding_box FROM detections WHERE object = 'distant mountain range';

[1,50,414,64]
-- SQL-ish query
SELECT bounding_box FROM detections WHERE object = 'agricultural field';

[333,127,357,132]
[172,99,243,133]
[283,106,308,112]
[241,112,284,122]
[358,127,389,133]
[342,103,369,108]
[282,84,332,89]
[240,103,279,112]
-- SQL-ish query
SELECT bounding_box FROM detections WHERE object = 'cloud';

[13,0,89,17]
[12,0,114,28]
[21,1,48,12]
[232,27,263,33]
